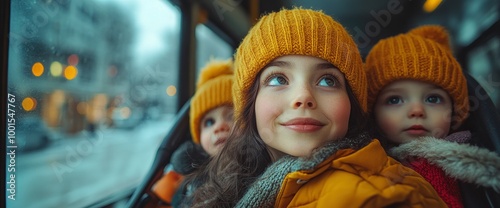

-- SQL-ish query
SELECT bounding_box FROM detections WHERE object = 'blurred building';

[8,0,175,136]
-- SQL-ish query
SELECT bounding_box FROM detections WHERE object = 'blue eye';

[203,118,215,127]
[386,96,403,105]
[318,75,337,87]
[267,75,288,86]
[426,95,442,104]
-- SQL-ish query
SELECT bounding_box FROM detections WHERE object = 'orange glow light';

[64,65,78,80]
[166,85,177,96]
[32,62,44,77]
[22,97,37,111]
[423,0,443,13]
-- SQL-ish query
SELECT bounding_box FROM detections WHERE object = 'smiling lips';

[214,138,226,146]
[212,134,229,146]
[404,125,428,135]
[282,118,325,132]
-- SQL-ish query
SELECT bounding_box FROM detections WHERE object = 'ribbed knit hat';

[233,8,366,121]
[365,25,469,127]
[190,59,233,144]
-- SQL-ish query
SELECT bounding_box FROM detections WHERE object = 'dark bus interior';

[1,0,499,207]
[134,0,500,207]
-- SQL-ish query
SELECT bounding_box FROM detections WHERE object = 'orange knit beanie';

[233,8,366,121]
[190,59,233,144]
[365,25,469,127]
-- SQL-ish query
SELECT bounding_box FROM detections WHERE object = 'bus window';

[6,0,181,207]
[195,24,234,76]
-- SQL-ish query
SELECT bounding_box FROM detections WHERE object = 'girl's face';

[255,55,351,159]
[374,80,452,144]
[200,105,234,156]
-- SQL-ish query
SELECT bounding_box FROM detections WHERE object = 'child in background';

[365,25,500,208]
[151,59,234,207]
[184,8,446,208]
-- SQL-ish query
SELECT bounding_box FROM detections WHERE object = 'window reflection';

[196,24,233,76]
[8,0,180,207]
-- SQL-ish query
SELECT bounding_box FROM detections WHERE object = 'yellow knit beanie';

[365,25,469,127]
[233,8,366,121]
[190,59,234,144]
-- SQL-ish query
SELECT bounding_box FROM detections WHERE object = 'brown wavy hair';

[182,71,369,208]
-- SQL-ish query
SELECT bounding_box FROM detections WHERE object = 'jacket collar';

[389,131,500,192]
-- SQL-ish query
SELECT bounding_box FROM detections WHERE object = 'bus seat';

[458,73,500,208]
[128,100,192,208]
[460,73,500,154]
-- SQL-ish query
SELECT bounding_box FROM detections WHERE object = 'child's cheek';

[255,98,281,124]
[255,93,283,141]
[376,119,399,140]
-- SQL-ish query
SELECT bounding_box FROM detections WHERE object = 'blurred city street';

[7,115,174,208]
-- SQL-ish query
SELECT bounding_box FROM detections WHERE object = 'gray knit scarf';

[235,132,372,208]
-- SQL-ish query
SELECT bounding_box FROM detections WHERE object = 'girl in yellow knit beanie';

[183,8,446,208]
[366,25,500,208]
[150,59,234,207]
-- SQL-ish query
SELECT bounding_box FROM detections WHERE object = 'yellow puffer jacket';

[237,135,446,208]
[278,139,445,207]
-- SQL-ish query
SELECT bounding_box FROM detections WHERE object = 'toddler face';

[200,105,234,156]
[374,80,452,144]
[255,55,351,159]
